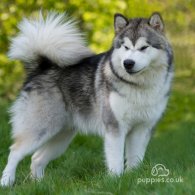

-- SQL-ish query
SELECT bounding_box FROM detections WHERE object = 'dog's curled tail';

[8,12,93,72]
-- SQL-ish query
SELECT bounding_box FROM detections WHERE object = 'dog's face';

[110,13,173,83]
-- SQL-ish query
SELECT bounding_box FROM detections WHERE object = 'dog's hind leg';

[0,89,66,187]
[0,134,52,187]
[31,128,76,180]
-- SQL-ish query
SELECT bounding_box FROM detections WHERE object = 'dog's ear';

[149,12,164,32]
[114,13,128,34]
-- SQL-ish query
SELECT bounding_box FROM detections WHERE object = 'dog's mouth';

[125,67,145,75]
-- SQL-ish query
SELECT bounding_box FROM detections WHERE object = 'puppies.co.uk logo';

[137,163,183,184]
[151,164,169,177]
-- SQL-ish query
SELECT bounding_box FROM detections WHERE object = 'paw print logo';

[151,164,170,177]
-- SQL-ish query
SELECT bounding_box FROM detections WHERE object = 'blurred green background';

[0,0,195,101]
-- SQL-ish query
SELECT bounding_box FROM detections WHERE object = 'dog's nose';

[123,59,135,70]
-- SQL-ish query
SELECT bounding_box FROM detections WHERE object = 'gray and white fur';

[1,12,173,186]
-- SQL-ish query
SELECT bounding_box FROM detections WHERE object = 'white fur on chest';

[109,88,167,130]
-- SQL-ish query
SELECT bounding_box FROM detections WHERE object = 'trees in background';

[0,0,194,100]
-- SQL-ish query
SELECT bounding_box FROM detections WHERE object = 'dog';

[1,12,173,186]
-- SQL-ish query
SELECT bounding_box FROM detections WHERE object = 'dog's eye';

[139,46,149,51]
[124,45,129,50]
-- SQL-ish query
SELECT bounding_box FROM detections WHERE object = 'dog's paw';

[108,166,124,176]
[30,162,44,180]
[0,172,15,187]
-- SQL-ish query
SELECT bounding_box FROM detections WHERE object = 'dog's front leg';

[125,124,152,170]
[102,99,125,175]
[104,130,125,175]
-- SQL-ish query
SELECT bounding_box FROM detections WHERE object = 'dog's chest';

[109,90,167,128]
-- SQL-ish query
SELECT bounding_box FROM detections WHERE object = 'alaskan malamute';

[1,12,173,186]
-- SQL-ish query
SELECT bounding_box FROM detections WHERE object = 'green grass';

[0,44,195,194]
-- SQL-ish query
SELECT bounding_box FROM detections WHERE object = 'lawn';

[0,43,195,194]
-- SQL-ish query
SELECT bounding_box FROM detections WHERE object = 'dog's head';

[110,12,173,84]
